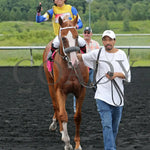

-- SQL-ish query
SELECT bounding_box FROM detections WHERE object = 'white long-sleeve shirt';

[82,47,131,106]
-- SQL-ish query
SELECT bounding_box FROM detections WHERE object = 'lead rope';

[111,79,125,106]
[93,48,102,85]
[92,48,102,91]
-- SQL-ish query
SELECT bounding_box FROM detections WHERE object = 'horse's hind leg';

[44,68,58,131]
[74,88,86,150]
[48,83,58,131]
[49,116,57,131]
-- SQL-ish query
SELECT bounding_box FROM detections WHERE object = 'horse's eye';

[62,37,66,42]
[62,37,69,48]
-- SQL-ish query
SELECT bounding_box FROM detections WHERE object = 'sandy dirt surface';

[0,67,150,150]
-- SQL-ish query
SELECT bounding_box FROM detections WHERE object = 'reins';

[73,48,102,91]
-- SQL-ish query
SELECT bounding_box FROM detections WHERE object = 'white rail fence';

[0,46,150,66]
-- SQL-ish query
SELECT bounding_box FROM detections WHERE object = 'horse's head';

[58,16,80,67]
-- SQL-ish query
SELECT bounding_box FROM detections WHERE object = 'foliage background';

[1,0,150,33]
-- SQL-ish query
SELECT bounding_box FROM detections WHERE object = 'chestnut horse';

[43,16,89,150]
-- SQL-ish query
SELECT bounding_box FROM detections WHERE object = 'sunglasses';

[84,31,90,34]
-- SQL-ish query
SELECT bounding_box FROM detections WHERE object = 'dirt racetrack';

[0,66,150,150]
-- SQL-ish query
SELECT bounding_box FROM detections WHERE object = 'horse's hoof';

[74,145,82,150]
[49,121,57,131]
[64,144,73,150]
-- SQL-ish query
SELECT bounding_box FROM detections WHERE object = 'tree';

[10,9,17,21]
[122,9,130,31]
[92,15,109,33]
[0,0,149,22]
[0,8,3,22]
[2,9,10,21]
[108,11,117,21]
[27,9,36,21]
[131,2,147,20]
[145,3,150,19]
[122,9,130,20]
[123,18,130,31]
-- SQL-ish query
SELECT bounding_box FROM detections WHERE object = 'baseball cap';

[102,30,116,39]
[84,27,92,33]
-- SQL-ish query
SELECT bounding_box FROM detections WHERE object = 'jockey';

[36,0,86,61]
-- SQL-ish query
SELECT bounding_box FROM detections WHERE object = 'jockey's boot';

[47,44,57,61]
[80,45,86,53]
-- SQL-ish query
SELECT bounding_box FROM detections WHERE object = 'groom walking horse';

[43,16,89,150]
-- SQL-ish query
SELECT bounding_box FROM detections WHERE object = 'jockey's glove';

[37,4,42,13]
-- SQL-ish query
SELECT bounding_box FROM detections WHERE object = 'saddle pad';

[47,51,56,72]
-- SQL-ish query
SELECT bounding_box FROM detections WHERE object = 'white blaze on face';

[65,31,75,47]
[65,31,78,66]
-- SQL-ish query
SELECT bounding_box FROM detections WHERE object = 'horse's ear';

[59,17,63,27]
[72,15,78,26]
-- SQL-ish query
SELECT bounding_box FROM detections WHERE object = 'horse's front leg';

[56,89,73,150]
[74,87,86,150]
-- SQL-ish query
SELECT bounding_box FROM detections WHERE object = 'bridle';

[59,27,79,53]
[58,26,80,65]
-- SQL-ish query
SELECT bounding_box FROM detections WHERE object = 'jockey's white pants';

[52,35,86,48]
